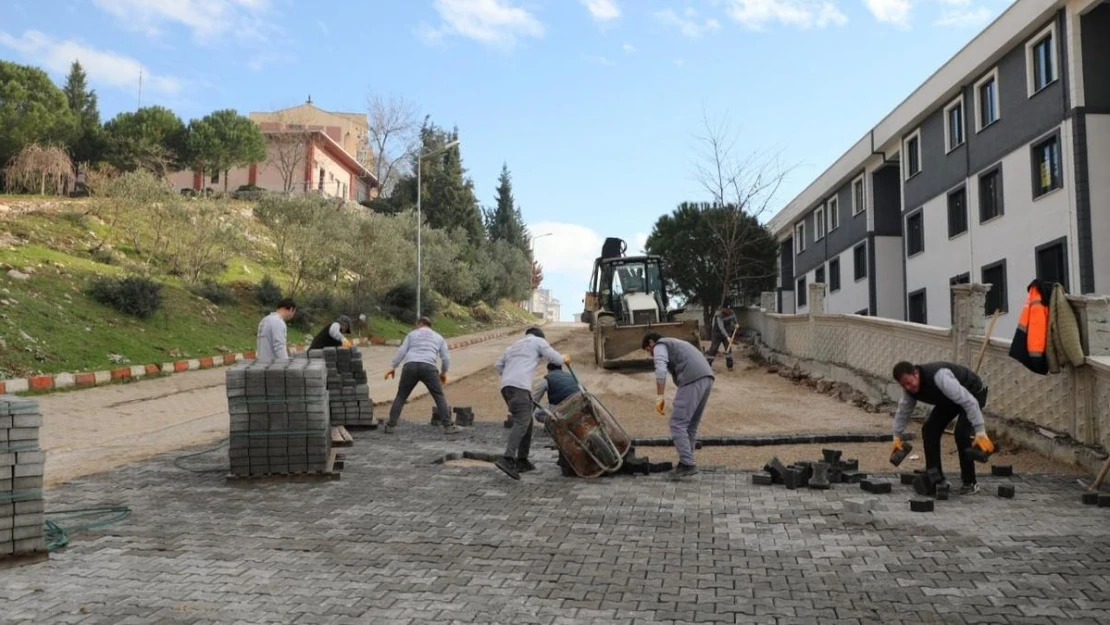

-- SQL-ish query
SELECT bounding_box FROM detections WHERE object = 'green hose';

[172,438,229,473]
[43,506,132,551]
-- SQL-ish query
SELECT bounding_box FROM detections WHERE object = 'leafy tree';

[185,109,266,193]
[391,121,483,242]
[103,106,187,176]
[484,163,529,251]
[62,61,103,171]
[0,61,76,168]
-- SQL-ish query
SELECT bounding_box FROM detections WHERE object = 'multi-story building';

[768,0,1110,338]
[528,288,562,322]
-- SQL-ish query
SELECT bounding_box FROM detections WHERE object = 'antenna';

[137,69,143,109]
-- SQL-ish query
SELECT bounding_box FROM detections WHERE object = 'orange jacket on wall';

[1009,281,1049,375]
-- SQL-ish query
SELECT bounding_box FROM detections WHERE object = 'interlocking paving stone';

[0,422,1108,624]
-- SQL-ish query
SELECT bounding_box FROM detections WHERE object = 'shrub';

[382,282,436,324]
[88,275,164,319]
[89,248,115,265]
[254,275,284,308]
[192,280,235,305]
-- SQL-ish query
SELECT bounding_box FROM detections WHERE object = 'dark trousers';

[502,386,534,460]
[388,362,450,426]
[922,389,988,484]
[706,333,734,368]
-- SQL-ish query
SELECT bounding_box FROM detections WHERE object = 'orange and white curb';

[0,325,526,395]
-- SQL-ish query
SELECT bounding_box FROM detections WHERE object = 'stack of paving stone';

[303,347,374,427]
[225,360,332,477]
[1,395,46,559]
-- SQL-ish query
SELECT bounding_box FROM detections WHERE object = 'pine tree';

[404,123,484,243]
[484,163,529,252]
[62,61,103,171]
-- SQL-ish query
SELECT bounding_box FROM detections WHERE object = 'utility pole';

[137,69,143,109]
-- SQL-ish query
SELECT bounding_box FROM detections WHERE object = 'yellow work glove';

[891,436,904,454]
[384,368,395,380]
[439,373,448,384]
[973,433,995,454]
[654,396,665,416]
[562,353,572,365]
[341,338,352,348]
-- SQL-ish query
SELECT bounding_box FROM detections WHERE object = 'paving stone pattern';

[0,395,46,559]
[225,360,331,476]
[298,347,375,428]
[2,422,1110,624]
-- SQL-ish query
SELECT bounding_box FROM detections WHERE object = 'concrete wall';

[1087,115,1110,294]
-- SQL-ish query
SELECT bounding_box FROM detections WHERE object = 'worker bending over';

[891,361,995,495]
[256,299,296,362]
[643,332,715,479]
[531,363,577,422]
[309,315,353,350]
[493,327,569,480]
[706,302,737,371]
[384,317,458,435]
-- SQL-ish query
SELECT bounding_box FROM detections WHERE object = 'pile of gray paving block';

[301,347,374,427]
[1,395,46,559]
[225,360,332,477]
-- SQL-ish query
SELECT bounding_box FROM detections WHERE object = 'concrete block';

[997,485,1015,499]
[991,465,1013,477]
[1082,492,1099,505]
[93,371,111,384]
[867,481,892,494]
[910,498,934,513]
[53,373,75,389]
[1099,495,1110,508]
[751,473,773,486]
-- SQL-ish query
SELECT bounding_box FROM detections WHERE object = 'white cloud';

[421,0,544,51]
[654,8,721,38]
[580,0,620,22]
[622,42,636,53]
[726,0,847,30]
[936,6,993,28]
[92,0,272,42]
[864,0,911,27]
[583,54,616,66]
[0,30,183,96]
[529,222,608,277]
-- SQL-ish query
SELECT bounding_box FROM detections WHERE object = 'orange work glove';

[562,353,572,365]
[439,373,448,384]
[973,433,995,454]
[654,396,665,416]
[384,368,395,380]
[891,436,904,455]
[341,338,352,348]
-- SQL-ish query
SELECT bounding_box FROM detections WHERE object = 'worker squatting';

[257,300,995,489]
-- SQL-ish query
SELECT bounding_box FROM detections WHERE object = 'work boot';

[443,424,461,435]
[517,458,536,473]
[726,357,734,371]
[494,456,520,480]
[959,482,980,495]
[671,463,699,479]
[383,424,396,434]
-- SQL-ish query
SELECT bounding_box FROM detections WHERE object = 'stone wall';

[741,282,1110,469]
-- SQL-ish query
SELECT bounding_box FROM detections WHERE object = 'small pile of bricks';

[301,347,374,427]
[226,360,332,477]
[1,395,46,559]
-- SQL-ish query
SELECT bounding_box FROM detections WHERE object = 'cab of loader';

[582,238,679,328]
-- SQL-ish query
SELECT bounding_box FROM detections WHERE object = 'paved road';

[3,420,1109,625]
[37,325,579,487]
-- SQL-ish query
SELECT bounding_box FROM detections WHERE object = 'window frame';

[1030,130,1063,199]
[905,208,925,258]
[1025,23,1058,97]
[829,258,841,292]
[828,196,840,231]
[795,222,806,254]
[852,175,866,216]
[944,96,965,153]
[907,288,928,325]
[947,186,968,239]
[815,265,826,285]
[978,165,1005,224]
[904,129,922,180]
[975,68,1001,132]
[796,276,807,308]
[853,242,868,282]
[1034,237,1069,292]
[981,259,1009,315]
[814,206,826,241]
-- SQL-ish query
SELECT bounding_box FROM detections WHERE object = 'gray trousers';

[502,386,534,460]
[706,333,734,368]
[671,376,714,466]
[388,362,450,426]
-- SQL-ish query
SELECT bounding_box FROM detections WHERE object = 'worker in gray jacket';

[255,299,296,362]
[706,302,737,371]
[643,332,715,479]
[384,316,458,435]
[493,327,569,479]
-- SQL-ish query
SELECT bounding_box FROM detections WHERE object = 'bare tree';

[3,144,75,195]
[690,110,790,307]
[366,93,420,197]
[266,131,309,194]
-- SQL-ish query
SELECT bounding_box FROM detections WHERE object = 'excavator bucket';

[593,318,701,368]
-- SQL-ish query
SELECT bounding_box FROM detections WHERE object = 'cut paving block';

[901,473,917,485]
[1098,495,1110,508]
[935,483,950,501]
[1082,492,1098,505]
[751,473,773,486]
[866,481,892,495]
[763,457,788,484]
[910,498,934,513]
[991,465,1013,477]
[997,485,1015,499]
[808,462,831,490]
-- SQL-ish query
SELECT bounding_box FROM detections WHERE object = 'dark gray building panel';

[902,98,970,210]
[824,179,868,260]
[780,238,795,290]
[1081,5,1110,110]
[872,165,903,236]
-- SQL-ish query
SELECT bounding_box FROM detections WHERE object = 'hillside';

[0,196,537,380]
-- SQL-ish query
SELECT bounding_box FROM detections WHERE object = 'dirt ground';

[404,328,1083,476]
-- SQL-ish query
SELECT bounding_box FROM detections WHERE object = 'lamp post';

[415,139,460,319]
[528,232,553,314]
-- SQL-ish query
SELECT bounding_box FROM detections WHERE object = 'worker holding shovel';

[706,302,737,371]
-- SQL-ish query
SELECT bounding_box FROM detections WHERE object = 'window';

[816,266,826,285]
[948,187,968,238]
[1027,25,1057,95]
[908,289,927,324]
[853,243,867,281]
[981,260,1008,314]
[852,176,865,215]
[906,210,924,257]
[979,167,1004,222]
[905,131,921,179]
[945,97,965,152]
[1035,239,1068,291]
[950,272,971,321]
[211,171,219,183]
[1031,133,1062,197]
[797,277,807,307]
[829,258,841,292]
[318,167,325,191]
[976,70,1000,131]
[814,207,826,240]
[795,222,806,254]
[828,197,840,231]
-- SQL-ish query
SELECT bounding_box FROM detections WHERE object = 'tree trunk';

[40,172,46,195]
[224,171,230,195]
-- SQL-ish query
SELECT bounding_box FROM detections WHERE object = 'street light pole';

[415,139,460,319]
[528,232,553,314]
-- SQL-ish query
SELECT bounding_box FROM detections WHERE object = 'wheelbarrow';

[533,365,632,478]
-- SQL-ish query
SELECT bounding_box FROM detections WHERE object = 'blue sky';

[0,0,1013,319]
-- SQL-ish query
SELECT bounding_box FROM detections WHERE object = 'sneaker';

[959,482,980,495]
[517,458,536,473]
[383,424,396,434]
[443,425,461,435]
[671,463,699,479]
[494,456,520,480]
